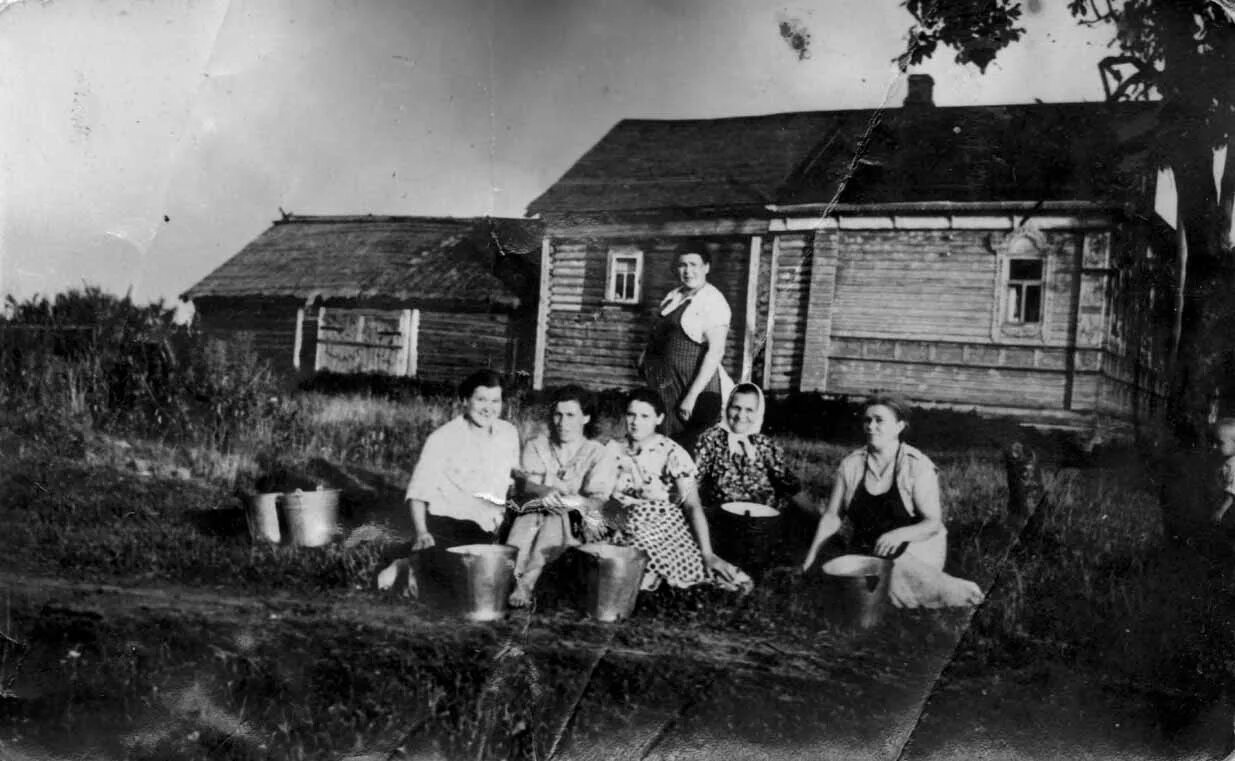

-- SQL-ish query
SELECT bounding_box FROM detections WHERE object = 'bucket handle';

[869,543,908,560]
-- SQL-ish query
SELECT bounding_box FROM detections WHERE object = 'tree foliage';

[900,0,1026,72]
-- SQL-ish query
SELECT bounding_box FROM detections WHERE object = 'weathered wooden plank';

[828,358,1070,409]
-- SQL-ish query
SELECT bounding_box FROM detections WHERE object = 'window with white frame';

[992,229,1049,341]
[606,247,643,304]
[1005,258,1044,324]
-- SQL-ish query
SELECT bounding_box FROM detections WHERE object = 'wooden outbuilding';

[527,76,1172,437]
[182,214,542,384]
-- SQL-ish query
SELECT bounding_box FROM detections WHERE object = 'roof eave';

[765,200,1133,216]
[184,289,523,311]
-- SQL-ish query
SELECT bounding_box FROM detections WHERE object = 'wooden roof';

[527,101,1160,215]
[182,215,543,310]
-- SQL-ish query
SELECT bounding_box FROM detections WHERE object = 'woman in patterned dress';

[605,388,751,592]
[506,385,616,607]
[693,382,806,513]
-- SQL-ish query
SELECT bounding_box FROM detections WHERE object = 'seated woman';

[376,369,521,596]
[506,385,616,607]
[605,388,751,592]
[801,395,983,608]
[694,382,807,513]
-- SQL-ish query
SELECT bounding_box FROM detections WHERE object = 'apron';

[847,446,915,558]
[641,297,722,440]
[846,447,984,608]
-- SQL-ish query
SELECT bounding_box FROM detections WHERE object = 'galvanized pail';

[281,489,341,548]
[447,544,517,622]
[820,554,894,630]
[246,492,282,544]
[717,501,782,575]
[577,543,648,622]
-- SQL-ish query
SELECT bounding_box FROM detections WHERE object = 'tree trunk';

[1164,144,1226,446]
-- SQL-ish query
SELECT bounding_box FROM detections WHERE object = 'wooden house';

[527,76,1172,436]
[182,215,542,384]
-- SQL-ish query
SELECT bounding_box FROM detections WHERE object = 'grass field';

[1,295,1233,758]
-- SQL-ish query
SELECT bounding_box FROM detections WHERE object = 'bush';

[0,287,280,454]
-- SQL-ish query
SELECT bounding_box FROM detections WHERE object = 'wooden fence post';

[1004,441,1044,522]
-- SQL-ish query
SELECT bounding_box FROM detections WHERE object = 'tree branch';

[1099,55,1158,101]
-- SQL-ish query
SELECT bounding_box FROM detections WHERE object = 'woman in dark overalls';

[801,395,983,608]
[640,240,731,450]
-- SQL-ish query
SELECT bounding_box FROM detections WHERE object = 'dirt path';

[0,569,950,691]
[4,570,1225,761]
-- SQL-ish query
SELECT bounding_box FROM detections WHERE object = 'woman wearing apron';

[640,239,732,451]
[801,395,983,608]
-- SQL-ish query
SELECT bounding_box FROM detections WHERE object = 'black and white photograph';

[2,0,1234,758]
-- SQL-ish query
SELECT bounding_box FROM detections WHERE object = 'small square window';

[1005,257,1044,325]
[606,248,643,304]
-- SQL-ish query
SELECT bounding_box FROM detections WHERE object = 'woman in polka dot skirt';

[603,387,752,593]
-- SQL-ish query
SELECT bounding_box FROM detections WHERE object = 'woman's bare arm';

[409,498,433,549]
[679,324,727,419]
[802,476,844,571]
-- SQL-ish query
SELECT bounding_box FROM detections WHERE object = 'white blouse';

[658,282,731,344]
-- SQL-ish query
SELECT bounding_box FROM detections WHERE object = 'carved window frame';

[605,246,644,305]
[991,225,1050,343]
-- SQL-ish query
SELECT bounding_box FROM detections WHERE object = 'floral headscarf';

[719,382,765,459]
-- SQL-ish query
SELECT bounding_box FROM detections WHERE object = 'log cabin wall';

[823,226,1088,413]
[193,297,309,380]
[538,213,1168,434]
[315,306,526,382]
[195,297,530,386]
[417,311,524,382]
[757,233,814,391]
[542,233,751,390]
[817,222,1166,429]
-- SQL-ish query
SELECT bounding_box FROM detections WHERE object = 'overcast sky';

[0,0,1116,304]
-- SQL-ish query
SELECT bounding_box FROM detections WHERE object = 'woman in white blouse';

[376,369,521,595]
[639,239,733,450]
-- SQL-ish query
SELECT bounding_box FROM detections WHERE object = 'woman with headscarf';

[693,382,805,513]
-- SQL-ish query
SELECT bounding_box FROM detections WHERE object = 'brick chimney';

[904,74,934,107]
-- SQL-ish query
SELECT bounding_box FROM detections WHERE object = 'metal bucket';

[281,489,341,548]
[717,501,782,575]
[246,492,282,544]
[820,554,894,630]
[577,544,647,622]
[447,544,517,622]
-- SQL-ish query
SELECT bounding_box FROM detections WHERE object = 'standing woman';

[640,239,732,449]
[606,388,750,592]
[801,395,983,608]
